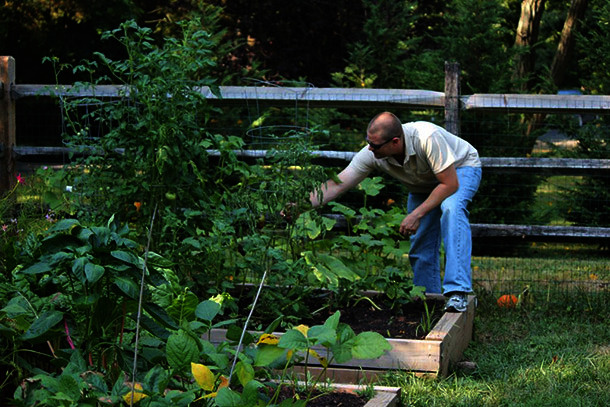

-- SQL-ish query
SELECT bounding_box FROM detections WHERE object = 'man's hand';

[399,164,459,237]
[399,213,421,236]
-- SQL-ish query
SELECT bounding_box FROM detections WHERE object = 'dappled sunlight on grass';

[380,304,610,406]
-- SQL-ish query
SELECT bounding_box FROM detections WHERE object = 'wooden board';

[208,295,475,381]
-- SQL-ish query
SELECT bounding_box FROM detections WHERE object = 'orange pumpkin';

[497,294,518,308]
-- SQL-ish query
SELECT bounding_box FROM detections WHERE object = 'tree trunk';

[549,0,589,88]
[527,0,589,137]
[512,0,546,92]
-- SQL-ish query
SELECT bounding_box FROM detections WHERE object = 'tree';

[512,0,546,92]
[524,0,589,136]
[549,0,588,88]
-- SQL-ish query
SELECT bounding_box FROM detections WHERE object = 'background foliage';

[1,1,609,405]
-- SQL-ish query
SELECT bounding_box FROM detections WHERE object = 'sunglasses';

[366,137,396,150]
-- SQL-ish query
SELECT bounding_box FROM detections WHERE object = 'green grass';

[378,294,610,406]
[471,254,609,300]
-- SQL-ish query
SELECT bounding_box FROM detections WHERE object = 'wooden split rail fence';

[2,56,610,242]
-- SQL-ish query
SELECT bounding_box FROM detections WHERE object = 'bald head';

[367,112,403,142]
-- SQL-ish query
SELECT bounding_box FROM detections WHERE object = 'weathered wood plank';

[14,85,610,112]
[365,390,400,407]
[206,293,475,378]
[12,84,445,108]
[464,93,610,113]
[12,84,130,98]
[426,296,476,377]
[208,328,442,371]
[1,56,16,191]
[12,147,610,175]
[444,61,461,136]
[215,151,610,175]
[480,157,610,175]
[324,214,610,240]
[471,223,610,239]
[13,145,124,157]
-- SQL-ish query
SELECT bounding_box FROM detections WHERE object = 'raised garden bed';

[208,294,475,382]
[273,384,401,407]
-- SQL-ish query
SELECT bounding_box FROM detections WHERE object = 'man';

[309,112,482,312]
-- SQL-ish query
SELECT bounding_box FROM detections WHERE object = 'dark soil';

[302,297,446,339]
[229,285,446,339]
[272,385,368,407]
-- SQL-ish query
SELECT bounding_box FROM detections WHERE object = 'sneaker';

[444,292,468,312]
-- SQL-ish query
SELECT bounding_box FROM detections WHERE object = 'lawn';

[379,292,610,406]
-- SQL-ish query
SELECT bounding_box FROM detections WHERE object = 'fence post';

[0,56,16,193]
[444,61,460,136]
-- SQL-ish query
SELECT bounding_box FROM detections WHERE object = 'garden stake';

[228,268,268,383]
[128,203,158,407]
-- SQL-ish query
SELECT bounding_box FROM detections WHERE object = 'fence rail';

[10,83,610,112]
[2,56,610,243]
[15,147,610,176]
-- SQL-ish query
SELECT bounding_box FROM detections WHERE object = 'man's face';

[366,132,396,159]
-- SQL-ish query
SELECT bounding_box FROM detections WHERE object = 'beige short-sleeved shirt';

[348,121,481,193]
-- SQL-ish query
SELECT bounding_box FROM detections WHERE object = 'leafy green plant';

[189,310,391,406]
[45,18,247,261]
[0,215,181,399]
[9,269,391,406]
[298,176,423,313]
[1,171,60,276]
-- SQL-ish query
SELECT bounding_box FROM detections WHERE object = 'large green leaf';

[359,176,385,196]
[323,310,341,330]
[71,257,87,283]
[90,226,111,247]
[350,331,392,359]
[319,254,361,281]
[307,324,336,348]
[304,252,360,285]
[63,350,87,376]
[144,365,170,394]
[144,303,179,330]
[253,345,286,367]
[136,313,170,340]
[49,251,74,265]
[195,300,221,322]
[166,330,199,372]
[331,341,353,364]
[167,291,198,325]
[114,276,139,299]
[58,374,82,401]
[278,329,308,350]
[240,380,265,406]
[163,389,196,406]
[1,302,28,317]
[234,361,255,387]
[21,310,63,340]
[215,387,242,407]
[111,250,142,267]
[85,263,105,284]
[46,218,80,234]
[20,262,52,275]
[76,227,94,243]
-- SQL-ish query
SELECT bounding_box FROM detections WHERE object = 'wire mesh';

[11,89,610,300]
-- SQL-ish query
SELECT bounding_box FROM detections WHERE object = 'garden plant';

[0,18,404,406]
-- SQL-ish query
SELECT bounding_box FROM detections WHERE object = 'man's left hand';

[400,213,420,236]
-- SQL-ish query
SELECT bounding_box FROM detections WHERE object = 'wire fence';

[8,84,610,302]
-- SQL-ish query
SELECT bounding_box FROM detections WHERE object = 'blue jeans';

[407,166,482,294]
